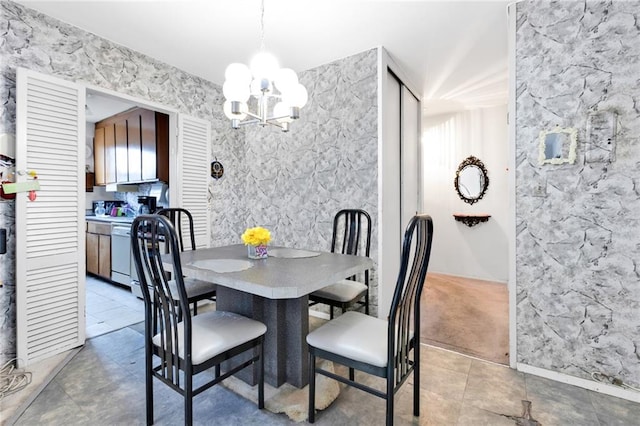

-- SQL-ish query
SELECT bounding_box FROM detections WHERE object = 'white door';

[379,71,403,316]
[176,115,211,248]
[401,85,420,228]
[16,68,86,367]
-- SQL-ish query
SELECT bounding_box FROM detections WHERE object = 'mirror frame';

[454,155,489,205]
[538,126,578,165]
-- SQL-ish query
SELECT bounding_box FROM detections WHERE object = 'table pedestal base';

[216,286,310,388]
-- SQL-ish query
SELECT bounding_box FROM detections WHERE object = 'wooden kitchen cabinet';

[115,119,128,183]
[93,108,169,185]
[86,221,111,280]
[104,123,117,184]
[85,172,95,192]
[127,113,142,182]
[94,127,105,185]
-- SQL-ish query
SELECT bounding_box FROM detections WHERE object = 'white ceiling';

[16,0,510,117]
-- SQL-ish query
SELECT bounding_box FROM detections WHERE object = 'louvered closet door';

[177,115,211,248]
[15,68,85,367]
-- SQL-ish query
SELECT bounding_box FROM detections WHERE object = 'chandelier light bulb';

[223,80,250,103]
[250,51,279,82]
[285,83,309,108]
[224,63,252,85]
[274,68,298,94]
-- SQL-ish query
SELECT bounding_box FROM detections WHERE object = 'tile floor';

[1,276,144,423]
[12,323,640,425]
[6,278,640,425]
[85,275,145,338]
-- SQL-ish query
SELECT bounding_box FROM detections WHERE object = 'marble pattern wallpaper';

[0,1,380,363]
[516,1,639,389]
[243,49,379,313]
[0,0,240,363]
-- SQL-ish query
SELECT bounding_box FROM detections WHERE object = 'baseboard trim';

[517,363,640,403]
[427,271,508,285]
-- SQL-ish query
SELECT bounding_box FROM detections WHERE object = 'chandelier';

[222,0,308,132]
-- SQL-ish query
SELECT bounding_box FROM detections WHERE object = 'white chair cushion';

[311,279,367,303]
[306,311,388,367]
[153,311,266,365]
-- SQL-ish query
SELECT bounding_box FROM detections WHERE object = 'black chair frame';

[309,209,372,318]
[156,207,216,316]
[156,207,197,252]
[132,215,264,426]
[308,214,434,426]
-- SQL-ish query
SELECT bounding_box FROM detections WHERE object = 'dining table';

[169,244,373,388]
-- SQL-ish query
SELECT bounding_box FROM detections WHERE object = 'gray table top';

[172,244,373,299]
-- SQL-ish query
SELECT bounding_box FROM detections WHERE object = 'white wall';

[422,105,508,282]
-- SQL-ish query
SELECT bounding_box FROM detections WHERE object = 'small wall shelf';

[453,214,491,227]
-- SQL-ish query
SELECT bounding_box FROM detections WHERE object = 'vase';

[248,244,268,259]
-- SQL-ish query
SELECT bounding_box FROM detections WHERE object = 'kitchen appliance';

[111,224,138,287]
[148,182,169,209]
[137,196,157,215]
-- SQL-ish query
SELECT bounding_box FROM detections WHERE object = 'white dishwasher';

[111,225,137,287]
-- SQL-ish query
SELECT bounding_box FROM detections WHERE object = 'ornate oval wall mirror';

[454,156,489,205]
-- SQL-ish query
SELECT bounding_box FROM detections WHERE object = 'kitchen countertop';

[86,215,135,224]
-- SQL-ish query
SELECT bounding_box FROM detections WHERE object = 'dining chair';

[156,207,216,316]
[132,214,266,426]
[309,209,372,319]
[307,214,434,426]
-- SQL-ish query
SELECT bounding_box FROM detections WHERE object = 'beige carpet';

[221,360,340,423]
[421,273,509,364]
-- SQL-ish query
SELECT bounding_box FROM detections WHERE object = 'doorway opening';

[83,89,175,338]
[419,106,510,364]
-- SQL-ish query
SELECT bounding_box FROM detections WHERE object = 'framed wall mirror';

[454,155,489,205]
[538,126,577,165]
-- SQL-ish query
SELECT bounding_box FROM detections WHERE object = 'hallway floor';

[422,273,509,364]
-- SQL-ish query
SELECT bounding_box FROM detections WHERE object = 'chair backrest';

[132,214,192,383]
[156,207,196,252]
[331,209,372,257]
[387,214,434,384]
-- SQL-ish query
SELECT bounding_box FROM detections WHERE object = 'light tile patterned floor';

[8,278,640,425]
[13,332,640,424]
[85,275,145,338]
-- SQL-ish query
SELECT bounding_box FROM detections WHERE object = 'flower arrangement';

[241,226,271,247]
[242,226,271,259]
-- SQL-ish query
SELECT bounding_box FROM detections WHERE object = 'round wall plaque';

[211,160,224,179]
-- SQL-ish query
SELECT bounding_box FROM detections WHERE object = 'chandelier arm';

[236,118,261,127]
[266,114,292,122]
[243,111,262,121]
[236,118,287,131]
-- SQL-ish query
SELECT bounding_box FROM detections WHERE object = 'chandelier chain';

[260,0,266,51]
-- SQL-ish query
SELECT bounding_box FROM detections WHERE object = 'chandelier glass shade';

[223,57,307,132]
[222,0,307,132]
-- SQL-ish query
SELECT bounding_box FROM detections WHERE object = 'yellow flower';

[241,226,271,246]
